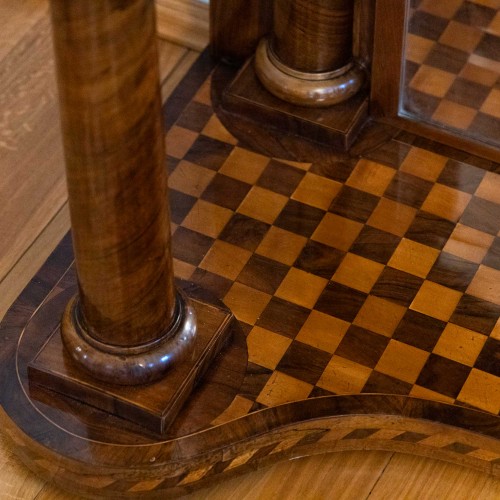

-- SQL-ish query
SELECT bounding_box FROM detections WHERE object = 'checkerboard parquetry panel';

[166,76,500,419]
[405,0,500,147]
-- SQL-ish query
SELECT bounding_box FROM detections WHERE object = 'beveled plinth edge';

[28,284,234,435]
[219,58,370,152]
[255,38,365,108]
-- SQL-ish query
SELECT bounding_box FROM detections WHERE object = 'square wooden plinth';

[28,293,233,435]
[223,57,370,151]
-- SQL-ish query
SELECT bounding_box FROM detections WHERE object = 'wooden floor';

[0,0,499,498]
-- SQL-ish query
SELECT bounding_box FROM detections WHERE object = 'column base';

[28,280,234,435]
[255,38,365,108]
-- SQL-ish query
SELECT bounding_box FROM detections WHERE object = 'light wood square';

[165,125,198,159]
[460,62,499,87]
[388,238,440,278]
[480,89,500,119]
[193,78,212,105]
[421,184,472,222]
[200,240,252,280]
[292,173,342,210]
[247,326,292,370]
[223,282,272,325]
[202,114,238,145]
[467,265,500,305]
[238,186,288,224]
[375,340,429,384]
[400,147,448,182]
[256,226,307,266]
[433,324,487,367]
[443,224,495,263]
[173,258,195,280]
[420,0,463,18]
[257,371,313,407]
[346,159,396,197]
[353,296,407,338]
[296,311,350,354]
[183,199,233,238]
[406,34,435,64]
[367,198,417,237]
[475,171,500,204]
[410,281,463,321]
[275,268,328,309]
[168,160,215,197]
[439,21,483,53]
[332,253,384,293]
[312,213,363,252]
[220,147,270,184]
[410,65,456,98]
[317,355,372,394]
[491,318,500,341]
[469,54,500,75]
[432,100,477,131]
[409,385,455,404]
[457,369,500,414]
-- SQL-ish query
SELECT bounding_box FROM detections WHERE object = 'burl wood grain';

[51,0,176,347]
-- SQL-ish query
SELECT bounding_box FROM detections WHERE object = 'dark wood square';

[256,297,310,338]
[201,173,251,210]
[384,172,434,209]
[393,309,447,351]
[454,2,497,27]
[474,338,500,378]
[405,210,456,249]
[335,326,390,369]
[483,238,500,270]
[427,252,479,292]
[257,159,305,197]
[191,268,234,298]
[350,226,401,265]
[172,227,214,266]
[274,200,325,238]
[409,10,449,40]
[294,240,345,279]
[460,197,500,235]
[475,33,500,63]
[371,267,424,307]
[445,79,491,110]
[276,341,331,385]
[219,213,270,252]
[450,294,500,336]
[237,254,289,295]
[362,371,412,396]
[184,135,234,171]
[364,140,411,169]
[329,186,380,223]
[437,160,485,194]
[416,354,472,398]
[169,189,197,224]
[424,43,468,74]
[176,101,213,132]
[314,282,368,322]
[310,158,357,183]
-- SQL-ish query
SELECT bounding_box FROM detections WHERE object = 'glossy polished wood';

[273,0,354,72]
[51,0,176,349]
[210,0,272,63]
[255,0,364,107]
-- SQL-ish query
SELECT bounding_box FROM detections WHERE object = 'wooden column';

[50,0,195,386]
[255,0,364,107]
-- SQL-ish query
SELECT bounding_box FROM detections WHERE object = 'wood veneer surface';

[1,1,500,499]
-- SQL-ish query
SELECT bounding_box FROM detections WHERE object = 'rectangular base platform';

[223,57,370,151]
[28,289,233,435]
